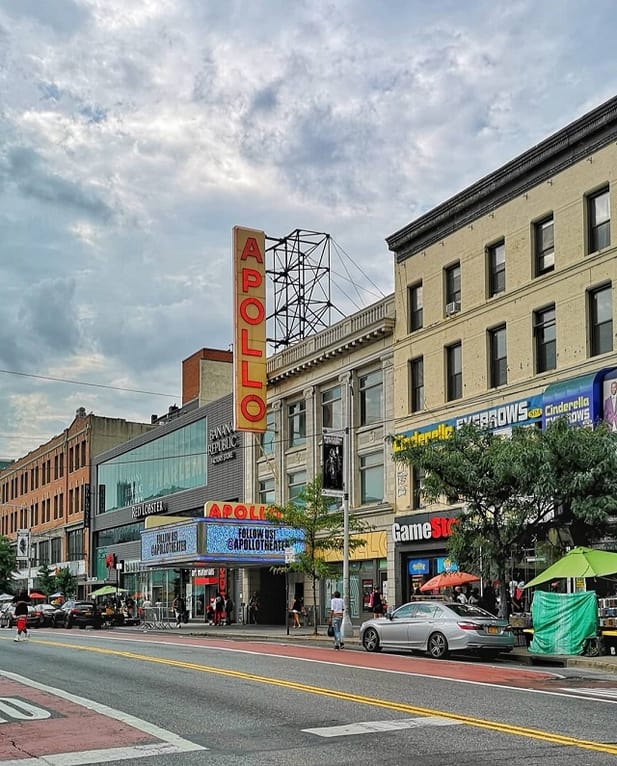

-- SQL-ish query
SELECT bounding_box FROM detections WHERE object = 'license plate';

[85,611,92,616]
[486,626,499,635]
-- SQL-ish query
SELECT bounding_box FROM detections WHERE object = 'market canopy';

[419,571,479,592]
[525,547,617,589]
[90,585,128,598]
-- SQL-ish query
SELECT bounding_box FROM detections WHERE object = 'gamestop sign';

[392,516,457,543]
[233,226,267,433]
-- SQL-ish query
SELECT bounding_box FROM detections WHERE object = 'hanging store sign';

[233,226,267,433]
[392,515,457,543]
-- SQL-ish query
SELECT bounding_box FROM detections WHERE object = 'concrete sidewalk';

[124,620,617,673]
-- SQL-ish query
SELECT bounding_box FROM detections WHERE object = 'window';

[487,241,505,297]
[259,477,275,505]
[534,216,554,275]
[446,343,462,401]
[50,537,61,564]
[67,529,84,561]
[321,385,342,430]
[534,305,556,373]
[359,451,384,504]
[489,325,507,388]
[589,283,613,356]
[412,466,425,510]
[408,282,423,331]
[359,370,382,426]
[444,263,461,312]
[260,411,275,455]
[287,400,306,447]
[287,470,307,504]
[410,357,424,412]
[588,188,610,253]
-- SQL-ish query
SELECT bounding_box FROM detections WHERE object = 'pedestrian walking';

[13,591,31,642]
[172,594,186,628]
[328,590,345,650]
[248,593,260,624]
[225,594,234,625]
[369,587,384,619]
[214,592,225,625]
[290,596,303,628]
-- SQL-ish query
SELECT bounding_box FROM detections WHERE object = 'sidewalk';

[124,620,617,673]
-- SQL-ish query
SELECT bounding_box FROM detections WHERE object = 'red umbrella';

[28,591,47,600]
[419,571,479,592]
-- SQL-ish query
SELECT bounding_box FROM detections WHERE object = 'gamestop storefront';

[392,511,460,605]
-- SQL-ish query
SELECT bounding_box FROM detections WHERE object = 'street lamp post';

[341,427,353,640]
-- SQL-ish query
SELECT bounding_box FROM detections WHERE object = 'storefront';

[392,511,460,605]
[90,394,247,614]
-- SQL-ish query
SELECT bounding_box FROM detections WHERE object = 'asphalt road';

[1,628,617,765]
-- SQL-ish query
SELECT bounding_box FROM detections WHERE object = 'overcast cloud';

[1,0,617,458]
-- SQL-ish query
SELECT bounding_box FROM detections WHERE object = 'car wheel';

[362,627,382,652]
[427,631,449,659]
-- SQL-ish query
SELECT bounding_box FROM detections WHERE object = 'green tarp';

[529,591,597,655]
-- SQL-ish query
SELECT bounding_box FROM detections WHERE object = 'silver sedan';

[360,600,514,659]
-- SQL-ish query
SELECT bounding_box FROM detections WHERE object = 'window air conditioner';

[445,301,461,316]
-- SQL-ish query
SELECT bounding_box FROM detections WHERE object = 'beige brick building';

[387,96,617,606]
[243,295,396,624]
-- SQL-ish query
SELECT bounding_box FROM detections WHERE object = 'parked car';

[0,603,41,629]
[51,600,103,629]
[32,603,56,627]
[360,600,514,660]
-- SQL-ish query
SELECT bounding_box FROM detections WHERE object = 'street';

[1,628,617,765]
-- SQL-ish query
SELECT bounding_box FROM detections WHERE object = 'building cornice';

[387,95,617,261]
[266,295,395,385]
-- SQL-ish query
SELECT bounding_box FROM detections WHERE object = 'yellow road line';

[17,637,617,756]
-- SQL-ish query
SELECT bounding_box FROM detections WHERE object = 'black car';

[51,600,103,629]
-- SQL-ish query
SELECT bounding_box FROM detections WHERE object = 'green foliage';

[266,475,371,633]
[394,419,617,616]
[37,563,57,597]
[0,536,17,593]
[55,567,77,598]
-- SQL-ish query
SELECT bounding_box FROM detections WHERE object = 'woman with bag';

[370,587,384,619]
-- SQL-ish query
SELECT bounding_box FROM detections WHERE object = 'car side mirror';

[386,610,393,620]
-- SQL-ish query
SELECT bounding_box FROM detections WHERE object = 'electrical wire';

[0,368,179,398]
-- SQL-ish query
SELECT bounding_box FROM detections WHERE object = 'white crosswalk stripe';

[562,687,617,699]
[303,716,461,737]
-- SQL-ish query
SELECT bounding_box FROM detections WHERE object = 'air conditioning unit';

[445,301,461,316]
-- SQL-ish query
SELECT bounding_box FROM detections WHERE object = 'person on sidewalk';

[13,591,31,642]
[328,590,345,650]
[370,587,384,619]
[172,594,186,628]
[290,596,303,628]
[214,592,225,625]
[225,594,234,625]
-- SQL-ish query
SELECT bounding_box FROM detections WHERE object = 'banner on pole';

[322,429,344,496]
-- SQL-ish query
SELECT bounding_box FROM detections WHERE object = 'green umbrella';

[524,547,617,588]
[90,585,128,598]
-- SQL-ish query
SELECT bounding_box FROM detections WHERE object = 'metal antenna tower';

[265,229,343,351]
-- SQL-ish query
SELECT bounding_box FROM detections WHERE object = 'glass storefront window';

[97,418,207,513]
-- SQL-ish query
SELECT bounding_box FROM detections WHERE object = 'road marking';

[13,637,617,756]
[0,670,205,765]
[303,716,461,737]
[562,687,617,700]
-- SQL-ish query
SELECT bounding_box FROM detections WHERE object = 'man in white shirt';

[328,590,345,650]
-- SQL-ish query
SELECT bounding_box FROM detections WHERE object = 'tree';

[393,419,617,617]
[55,567,78,598]
[0,536,17,594]
[266,475,370,634]
[37,563,57,597]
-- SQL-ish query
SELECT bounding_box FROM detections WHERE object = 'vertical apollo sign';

[233,226,267,432]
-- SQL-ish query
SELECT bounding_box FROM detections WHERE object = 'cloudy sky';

[1,0,617,459]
